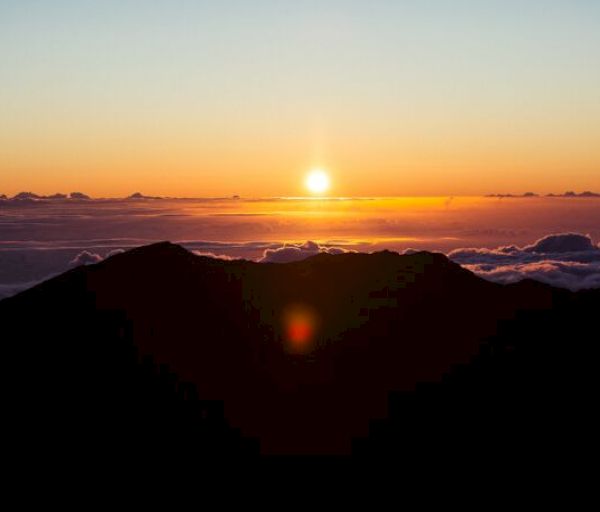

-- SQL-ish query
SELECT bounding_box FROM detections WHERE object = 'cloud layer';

[1,234,599,300]
[448,233,600,291]
[70,250,103,266]
[2,197,600,299]
[259,241,353,263]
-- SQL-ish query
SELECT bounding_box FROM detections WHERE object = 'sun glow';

[305,169,330,195]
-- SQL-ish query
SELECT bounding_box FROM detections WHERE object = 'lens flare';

[282,303,318,353]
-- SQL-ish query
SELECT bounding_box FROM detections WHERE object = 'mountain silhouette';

[2,242,598,463]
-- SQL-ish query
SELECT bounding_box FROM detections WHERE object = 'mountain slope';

[2,242,598,459]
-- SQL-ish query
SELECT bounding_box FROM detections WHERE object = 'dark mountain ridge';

[3,242,598,461]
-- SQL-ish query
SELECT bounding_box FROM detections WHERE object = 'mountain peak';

[123,241,187,255]
[106,241,193,264]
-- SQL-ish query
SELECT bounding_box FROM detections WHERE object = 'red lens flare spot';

[288,319,313,345]
[282,304,318,353]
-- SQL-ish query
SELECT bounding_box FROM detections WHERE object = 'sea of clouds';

[448,233,600,291]
[2,196,600,298]
[2,234,598,300]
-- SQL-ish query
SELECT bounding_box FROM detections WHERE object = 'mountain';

[2,243,598,463]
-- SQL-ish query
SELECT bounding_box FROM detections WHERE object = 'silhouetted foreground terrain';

[3,243,598,463]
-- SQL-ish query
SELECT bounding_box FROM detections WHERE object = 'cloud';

[485,192,539,198]
[259,241,353,263]
[448,233,600,291]
[1,247,112,300]
[522,233,597,253]
[463,261,600,290]
[192,251,236,260]
[105,248,125,258]
[2,191,94,202]
[12,192,43,200]
[69,192,91,200]
[486,191,600,198]
[126,192,163,200]
[546,191,600,198]
[70,250,103,266]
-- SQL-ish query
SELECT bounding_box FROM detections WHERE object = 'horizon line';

[2,191,600,201]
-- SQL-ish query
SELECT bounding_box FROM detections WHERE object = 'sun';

[305,169,330,195]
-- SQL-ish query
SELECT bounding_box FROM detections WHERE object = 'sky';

[1,0,599,197]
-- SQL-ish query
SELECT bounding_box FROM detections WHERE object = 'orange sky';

[1,1,599,198]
